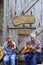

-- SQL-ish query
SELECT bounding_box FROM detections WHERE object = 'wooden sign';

[13,15,35,26]
[17,29,31,35]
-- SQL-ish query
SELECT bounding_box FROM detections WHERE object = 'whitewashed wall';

[15,0,43,27]
[8,0,43,27]
[4,0,43,46]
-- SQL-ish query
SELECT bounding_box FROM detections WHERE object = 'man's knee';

[25,54,30,59]
[10,54,16,61]
[3,57,8,62]
[3,55,9,62]
[32,55,37,62]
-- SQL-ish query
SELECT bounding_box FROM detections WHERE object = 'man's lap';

[3,54,16,61]
[25,52,42,59]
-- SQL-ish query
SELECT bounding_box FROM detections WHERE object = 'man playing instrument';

[2,35,16,65]
[25,33,42,65]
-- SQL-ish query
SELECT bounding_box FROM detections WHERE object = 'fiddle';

[7,41,14,48]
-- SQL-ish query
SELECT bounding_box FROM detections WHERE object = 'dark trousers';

[25,52,42,65]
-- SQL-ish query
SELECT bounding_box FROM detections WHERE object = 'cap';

[6,35,12,39]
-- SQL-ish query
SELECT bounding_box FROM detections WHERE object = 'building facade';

[0,0,43,47]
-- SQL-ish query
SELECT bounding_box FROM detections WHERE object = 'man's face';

[31,36,36,43]
[7,38,12,42]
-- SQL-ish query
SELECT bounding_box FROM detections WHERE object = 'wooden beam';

[8,27,36,29]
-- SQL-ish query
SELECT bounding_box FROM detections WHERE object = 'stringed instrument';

[21,43,39,54]
[0,46,6,60]
[7,41,14,48]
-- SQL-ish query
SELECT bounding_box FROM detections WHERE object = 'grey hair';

[30,33,36,37]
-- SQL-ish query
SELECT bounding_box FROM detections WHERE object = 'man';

[2,35,16,65]
[25,33,42,65]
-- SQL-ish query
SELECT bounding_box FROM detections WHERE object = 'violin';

[7,41,14,48]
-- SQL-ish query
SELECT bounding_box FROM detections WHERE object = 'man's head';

[30,33,36,43]
[7,35,12,42]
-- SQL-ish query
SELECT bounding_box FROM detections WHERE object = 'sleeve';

[2,41,8,50]
[12,41,16,49]
[26,40,31,44]
[38,40,42,51]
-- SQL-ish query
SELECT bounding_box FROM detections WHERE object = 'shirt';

[2,41,16,55]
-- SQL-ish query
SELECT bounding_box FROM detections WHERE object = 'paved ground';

[0,62,42,65]
[0,63,42,65]
[37,64,42,65]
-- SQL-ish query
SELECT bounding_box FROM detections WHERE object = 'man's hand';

[34,49,41,53]
[11,47,16,51]
[12,47,14,50]
[3,50,7,54]
[30,46,35,50]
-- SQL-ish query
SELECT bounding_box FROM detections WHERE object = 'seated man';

[24,33,42,65]
[2,35,16,65]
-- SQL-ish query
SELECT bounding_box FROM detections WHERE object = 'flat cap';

[6,35,12,38]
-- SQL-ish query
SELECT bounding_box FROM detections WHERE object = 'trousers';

[25,52,42,65]
[3,53,16,65]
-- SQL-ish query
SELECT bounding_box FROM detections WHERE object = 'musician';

[2,35,16,65]
[25,33,42,65]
